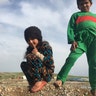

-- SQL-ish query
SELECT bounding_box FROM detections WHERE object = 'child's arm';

[41,41,54,73]
[67,13,77,44]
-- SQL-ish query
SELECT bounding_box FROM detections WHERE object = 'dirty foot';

[31,81,47,93]
[54,80,62,88]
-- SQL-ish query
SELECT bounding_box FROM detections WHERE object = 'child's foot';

[54,80,62,87]
[31,81,47,93]
[91,90,96,96]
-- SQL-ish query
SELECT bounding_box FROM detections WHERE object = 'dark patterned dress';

[21,41,54,85]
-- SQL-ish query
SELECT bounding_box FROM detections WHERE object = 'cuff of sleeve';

[36,52,44,61]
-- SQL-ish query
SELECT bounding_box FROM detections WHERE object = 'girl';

[20,26,55,93]
[54,0,96,95]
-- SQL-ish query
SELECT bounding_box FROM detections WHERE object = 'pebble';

[0,78,92,96]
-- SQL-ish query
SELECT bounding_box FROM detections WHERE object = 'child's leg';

[21,54,43,85]
[56,47,84,86]
[40,64,54,82]
[20,62,34,85]
[87,38,96,92]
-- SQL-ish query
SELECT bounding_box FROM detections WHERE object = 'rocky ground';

[0,73,92,96]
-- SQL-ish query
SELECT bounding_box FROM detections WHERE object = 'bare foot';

[54,80,62,87]
[31,81,47,92]
[91,90,96,96]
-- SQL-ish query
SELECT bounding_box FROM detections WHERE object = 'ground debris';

[0,73,92,96]
[0,79,92,96]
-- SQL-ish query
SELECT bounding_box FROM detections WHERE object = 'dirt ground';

[0,77,92,96]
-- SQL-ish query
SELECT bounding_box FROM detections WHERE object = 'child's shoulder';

[72,11,86,16]
[70,12,81,19]
[42,41,49,46]
[70,11,81,17]
[42,41,52,48]
[42,41,49,44]
[89,12,96,17]
[72,11,96,17]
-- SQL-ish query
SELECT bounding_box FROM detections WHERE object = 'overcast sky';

[0,0,96,76]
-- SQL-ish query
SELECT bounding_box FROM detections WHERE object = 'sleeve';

[42,41,55,73]
[35,52,44,61]
[67,14,76,44]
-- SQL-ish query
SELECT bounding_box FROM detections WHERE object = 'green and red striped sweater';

[67,12,96,44]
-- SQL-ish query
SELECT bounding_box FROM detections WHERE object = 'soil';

[0,75,92,96]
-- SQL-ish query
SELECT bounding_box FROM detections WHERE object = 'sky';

[0,0,96,76]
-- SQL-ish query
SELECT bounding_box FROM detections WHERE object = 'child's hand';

[32,48,38,54]
[28,40,38,54]
[70,41,78,51]
[28,40,34,49]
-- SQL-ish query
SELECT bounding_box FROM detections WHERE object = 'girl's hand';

[29,40,38,54]
[32,47,38,54]
[28,40,34,49]
[70,41,78,51]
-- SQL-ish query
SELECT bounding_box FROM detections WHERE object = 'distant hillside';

[0,72,88,82]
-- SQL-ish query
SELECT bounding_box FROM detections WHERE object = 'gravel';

[0,77,92,96]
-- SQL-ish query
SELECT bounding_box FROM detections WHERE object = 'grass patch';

[0,72,24,80]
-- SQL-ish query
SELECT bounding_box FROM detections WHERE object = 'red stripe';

[76,16,96,24]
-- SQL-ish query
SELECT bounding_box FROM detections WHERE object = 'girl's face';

[28,39,39,48]
[78,0,92,12]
